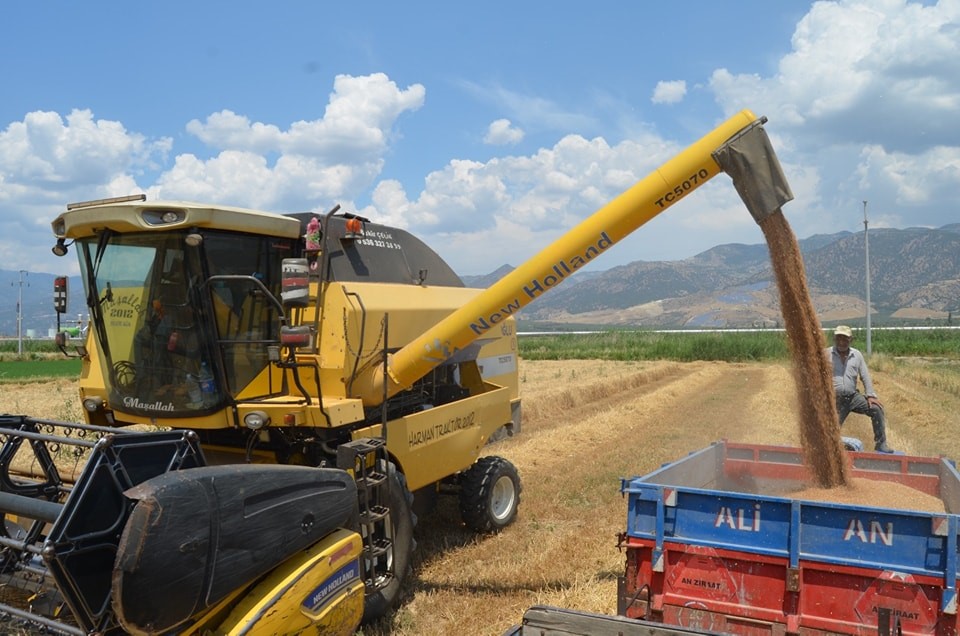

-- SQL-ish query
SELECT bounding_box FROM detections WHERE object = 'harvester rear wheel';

[362,461,416,623]
[459,456,521,533]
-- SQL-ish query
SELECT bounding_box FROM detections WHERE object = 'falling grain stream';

[761,211,847,487]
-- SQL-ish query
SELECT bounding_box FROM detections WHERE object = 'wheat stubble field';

[2,358,959,635]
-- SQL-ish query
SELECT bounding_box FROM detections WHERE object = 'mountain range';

[2,224,959,337]
[463,224,960,329]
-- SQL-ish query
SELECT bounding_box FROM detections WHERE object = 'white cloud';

[149,151,275,208]
[651,80,687,105]
[170,73,425,210]
[356,129,690,273]
[707,0,960,242]
[186,73,425,162]
[484,119,524,145]
[185,112,283,155]
[0,109,171,273]
[857,143,960,206]
[0,74,425,274]
[710,0,960,149]
[0,109,169,187]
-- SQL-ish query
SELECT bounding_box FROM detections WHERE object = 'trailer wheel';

[362,461,416,624]
[459,456,521,533]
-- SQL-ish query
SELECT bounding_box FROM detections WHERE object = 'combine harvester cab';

[0,109,795,634]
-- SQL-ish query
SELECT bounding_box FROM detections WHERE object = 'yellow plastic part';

[214,529,365,636]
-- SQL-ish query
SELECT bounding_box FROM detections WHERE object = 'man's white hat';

[834,325,853,338]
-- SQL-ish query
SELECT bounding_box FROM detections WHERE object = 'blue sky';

[2,1,958,279]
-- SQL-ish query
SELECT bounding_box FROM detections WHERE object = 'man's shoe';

[874,442,895,453]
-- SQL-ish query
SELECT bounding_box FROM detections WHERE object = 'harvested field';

[367,358,960,636]
[2,358,959,635]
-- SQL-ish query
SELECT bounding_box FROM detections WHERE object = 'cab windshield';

[78,231,290,416]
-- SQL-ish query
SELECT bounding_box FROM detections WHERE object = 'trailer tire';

[459,456,521,533]
[362,461,416,624]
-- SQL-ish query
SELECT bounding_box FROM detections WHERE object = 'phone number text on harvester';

[654,168,710,209]
[357,237,402,250]
[357,229,402,250]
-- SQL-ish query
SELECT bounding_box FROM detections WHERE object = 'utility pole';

[14,270,28,356]
[863,201,872,356]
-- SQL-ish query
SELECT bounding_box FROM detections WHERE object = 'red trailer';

[506,441,960,636]
[619,441,960,635]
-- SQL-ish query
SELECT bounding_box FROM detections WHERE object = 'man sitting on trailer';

[826,325,895,453]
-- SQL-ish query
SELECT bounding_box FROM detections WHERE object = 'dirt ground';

[2,359,959,635]
[368,358,960,636]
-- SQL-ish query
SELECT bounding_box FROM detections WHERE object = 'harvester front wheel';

[362,461,416,624]
[459,456,521,533]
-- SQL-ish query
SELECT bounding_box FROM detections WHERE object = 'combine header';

[0,109,792,634]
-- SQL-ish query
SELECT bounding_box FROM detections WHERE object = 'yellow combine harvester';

[0,109,791,635]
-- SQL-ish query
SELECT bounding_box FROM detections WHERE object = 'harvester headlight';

[82,396,104,412]
[244,410,270,430]
[141,208,186,225]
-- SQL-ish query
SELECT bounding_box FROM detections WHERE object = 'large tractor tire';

[362,461,416,624]
[458,456,521,533]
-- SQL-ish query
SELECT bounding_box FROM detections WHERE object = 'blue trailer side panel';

[622,441,960,614]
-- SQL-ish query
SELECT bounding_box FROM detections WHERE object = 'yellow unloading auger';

[350,109,794,406]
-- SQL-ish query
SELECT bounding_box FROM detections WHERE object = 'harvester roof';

[53,199,302,240]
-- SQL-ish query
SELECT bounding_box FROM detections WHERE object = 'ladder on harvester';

[337,438,395,594]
